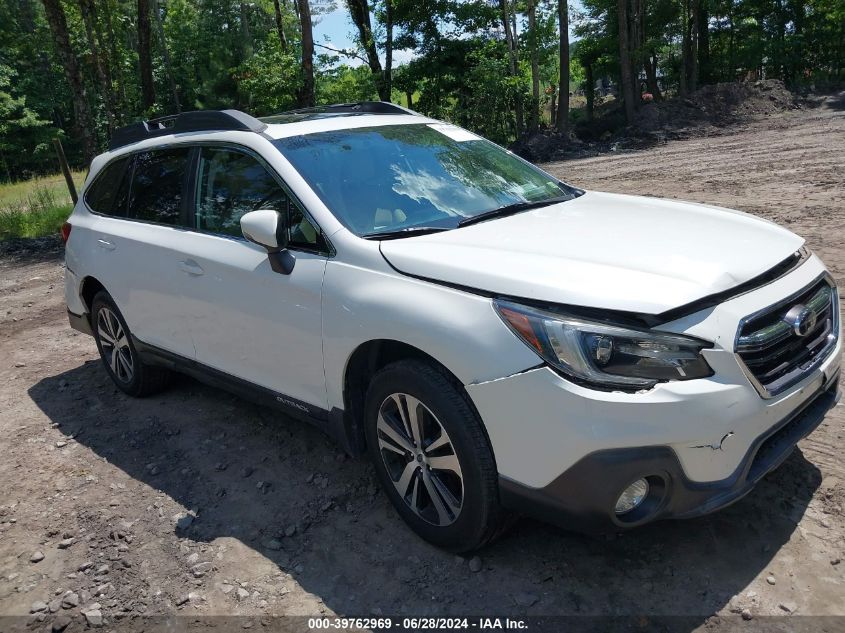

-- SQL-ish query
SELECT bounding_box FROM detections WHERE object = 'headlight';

[494,299,713,390]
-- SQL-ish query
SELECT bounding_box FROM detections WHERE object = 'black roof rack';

[281,101,416,116]
[108,109,268,151]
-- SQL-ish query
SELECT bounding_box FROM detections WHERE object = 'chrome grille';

[736,276,839,398]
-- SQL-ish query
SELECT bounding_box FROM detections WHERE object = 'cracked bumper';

[496,371,839,532]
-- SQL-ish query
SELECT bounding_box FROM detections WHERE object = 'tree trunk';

[727,0,736,80]
[617,0,636,123]
[296,0,314,107]
[680,0,689,96]
[585,62,594,121]
[555,0,569,132]
[697,0,710,84]
[272,0,288,51]
[550,88,557,126]
[527,0,540,132]
[78,0,116,132]
[689,0,699,91]
[644,50,662,99]
[41,0,98,163]
[151,0,180,112]
[346,0,388,100]
[102,0,128,118]
[240,1,253,60]
[405,90,413,108]
[137,0,156,110]
[384,0,393,99]
[499,0,523,135]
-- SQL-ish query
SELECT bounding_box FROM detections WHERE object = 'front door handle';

[97,239,115,251]
[178,259,205,276]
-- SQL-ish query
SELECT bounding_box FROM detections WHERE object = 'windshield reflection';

[274,124,573,235]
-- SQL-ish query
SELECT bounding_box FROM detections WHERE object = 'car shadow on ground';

[28,360,821,628]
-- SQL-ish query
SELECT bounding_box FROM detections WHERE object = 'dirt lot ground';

[1,95,843,633]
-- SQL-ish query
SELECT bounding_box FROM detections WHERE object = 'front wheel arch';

[341,340,495,463]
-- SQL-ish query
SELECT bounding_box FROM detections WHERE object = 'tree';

[41,0,97,162]
[0,63,55,180]
[152,0,181,112]
[527,0,541,132]
[499,0,524,134]
[297,0,315,106]
[78,0,116,131]
[138,0,156,110]
[697,0,711,83]
[383,0,394,99]
[346,0,388,100]
[555,0,569,131]
[617,0,637,123]
[272,0,288,51]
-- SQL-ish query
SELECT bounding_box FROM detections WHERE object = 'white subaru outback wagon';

[64,102,841,552]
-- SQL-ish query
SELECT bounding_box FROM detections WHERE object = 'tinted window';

[195,148,286,236]
[273,124,574,236]
[128,148,191,225]
[195,147,324,250]
[85,157,130,216]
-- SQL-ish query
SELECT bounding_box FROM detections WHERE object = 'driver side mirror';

[240,209,295,275]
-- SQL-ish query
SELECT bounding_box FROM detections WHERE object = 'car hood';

[379,191,804,315]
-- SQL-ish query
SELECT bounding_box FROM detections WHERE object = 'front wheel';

[364,360,510,552]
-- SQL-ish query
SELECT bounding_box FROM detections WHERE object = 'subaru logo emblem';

[783,304,817,337]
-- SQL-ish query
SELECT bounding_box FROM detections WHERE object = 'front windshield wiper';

[457,196,572,228]
[362,226,452,240]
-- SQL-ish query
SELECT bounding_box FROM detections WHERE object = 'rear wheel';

[364,359,509,552]
[91,291,171,397]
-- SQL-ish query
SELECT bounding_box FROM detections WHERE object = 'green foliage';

[317,65,379,104]
[0,183,73,240]
[0,63,58,181]
[237,37,301,115]
[450,40,525,145]
[1,0,843,182]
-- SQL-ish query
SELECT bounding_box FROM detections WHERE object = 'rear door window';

[85,157,131,216]
[128,147,191,226]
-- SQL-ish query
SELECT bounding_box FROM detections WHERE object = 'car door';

[173,144,329,411]
[85,147,196,359]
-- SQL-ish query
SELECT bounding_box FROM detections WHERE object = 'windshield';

[273,124,575,236]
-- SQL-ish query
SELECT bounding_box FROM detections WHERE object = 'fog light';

[615,478,649,514]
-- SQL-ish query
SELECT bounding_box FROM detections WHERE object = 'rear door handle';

[97,239,115,251]
[178,259,205,276]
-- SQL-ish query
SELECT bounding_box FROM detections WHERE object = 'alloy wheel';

[96,307,134,383]
[376,393,464,526]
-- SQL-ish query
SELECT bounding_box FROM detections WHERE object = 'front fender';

[321,260,540,412]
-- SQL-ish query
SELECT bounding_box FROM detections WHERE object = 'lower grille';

[736,275,839,397]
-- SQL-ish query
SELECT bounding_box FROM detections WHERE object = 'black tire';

[364,359,510,552]
[91,291,171,397]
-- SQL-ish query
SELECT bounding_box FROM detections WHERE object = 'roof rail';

[108,109,268,151]
[281,101,418,116]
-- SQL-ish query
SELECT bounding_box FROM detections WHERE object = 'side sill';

[68,310,93,336]
[131,337,354,450]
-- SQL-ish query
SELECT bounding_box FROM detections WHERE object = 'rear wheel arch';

[80,276,107,316]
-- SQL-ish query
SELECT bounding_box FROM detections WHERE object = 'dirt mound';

[636,79,802,132]
[511,80,803,162]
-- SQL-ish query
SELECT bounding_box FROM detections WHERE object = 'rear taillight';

[61,222,72,244]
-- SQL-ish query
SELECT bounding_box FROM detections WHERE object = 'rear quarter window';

[84,157,131,216]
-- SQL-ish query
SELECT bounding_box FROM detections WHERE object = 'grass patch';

[0,171,84,240]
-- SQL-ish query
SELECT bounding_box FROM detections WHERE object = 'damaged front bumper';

[496,369,839,533]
